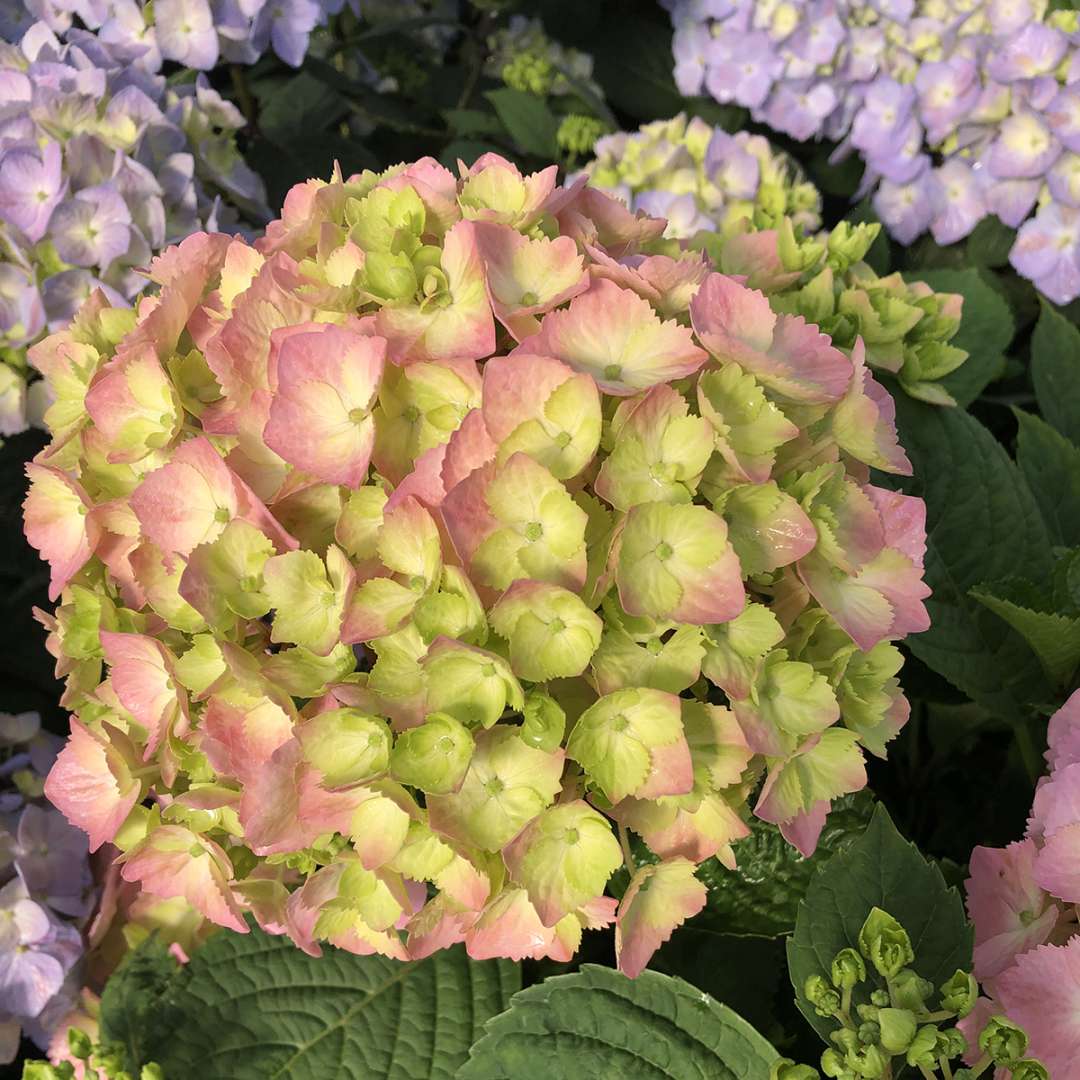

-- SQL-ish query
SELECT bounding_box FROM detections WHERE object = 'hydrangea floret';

[662,0,1080,304]
[26,151,930,978]
[0,20,267,437]
[962,689,1080,1079]
[582,122,968,404]
[0,712,93,1065]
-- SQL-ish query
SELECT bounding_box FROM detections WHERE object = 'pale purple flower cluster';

[0,712,92,1065]
[0,0,350,69]
[0,19,266,435]
[664,0,1080,304]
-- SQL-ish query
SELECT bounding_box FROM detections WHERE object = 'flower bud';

[805,974,842,1017]
[936,1028,966,1059]
[857,908,914,978]
[855,1004,879,1023]
[938,970,978,1019]
[389,712,475,794]
[857,1022,880,1046]
[889,968,933,1013]
[770,1059,820,1080]
[297,708,392,786]
[905,1025,939,1068]
[978,1016,1028,1066]
[831,1029,860,1053]
[1010,1060,1050,1080]
[520,689,566,752]
[877,1008,917,1055]
[844,1044,887,1079]
[831,948,867,990]
[820,1049,847,1079]
[869,990,890,1008]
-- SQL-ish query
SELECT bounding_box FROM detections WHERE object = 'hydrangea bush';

[663,0,1080,304]
[0,0,347,69]
[963,689,1080,1077]
[0,21,267,437]
[0,712,93,1064]
[22,153,931,979]
[582,119,969,404]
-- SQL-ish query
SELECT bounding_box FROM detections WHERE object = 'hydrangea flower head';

[0,20,267,437]
[662,0,1080,303]
[29,154,931,978]
[582,114,822,242]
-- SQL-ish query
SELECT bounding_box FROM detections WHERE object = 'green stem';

[1012,720,1040,786]
[920,1010,957,1023]
[938,1056,953,1080]
[917,1066,936,1080]
[968,1054,993,1079]
[617,822,636,877]
[230,65,256,129]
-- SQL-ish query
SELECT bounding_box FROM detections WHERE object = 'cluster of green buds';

[21,1028,164,1080]
[487,16,604,100]
[783,909,1046,1080]
[557,115,612,160]
[703,219,968,404]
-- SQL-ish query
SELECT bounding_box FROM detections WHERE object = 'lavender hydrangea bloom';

[0,19,266,435]
[581,114,822,241]
[663,0,1080,303]
[0,713,92,1064]
[3,0,341,70]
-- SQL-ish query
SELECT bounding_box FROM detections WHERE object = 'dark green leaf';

[458,965,779,1080]
[911,268,1013,406]
[443,109,505,138]
[484,89,559,159]
[971,582,1080,686]
[1014,408,1080,546]
[99,938,180,1074]
[140,928,518,1079]
[889,395,1051,719]
[965,217,1016,268]
[1031,302,1080,447]
[786,805,973,1046]
[255,72,349,146]
[589,15,684,121]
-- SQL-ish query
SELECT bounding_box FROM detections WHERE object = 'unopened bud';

[1010,1060,1050,1080]
[890,968,934,1013]
[939,970,978,1019]
[68,1029,93,1060]
[805,974,842,1017]
[857,908,914,978]
[831,948,866,990]
[770,1058,820,1080]
[845,1044,887,1079]
[520,690,566,752]
[906,1025,940,1068]
[877,1008,917,1055]
[978,1016,1028,1066]
[820,1049,847,1078]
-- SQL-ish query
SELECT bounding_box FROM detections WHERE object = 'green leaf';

[691,792,876,938]
[889,395,1051,720]
[443,109,505,138]
[1014,408,1080,546]
[965,217,1016,268]
[1031,302,1080,447]
[589,15,684,121]
[140,928,518,1079]
[972,580,1080,686]
[911,268,1013,406]
[786,805,973,1046]
[458,965,779,1080]
[99,938,181,1074]
[255,72,349,146]
[484,89,559,159]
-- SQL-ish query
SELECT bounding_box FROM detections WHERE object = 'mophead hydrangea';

[24,152,933,977]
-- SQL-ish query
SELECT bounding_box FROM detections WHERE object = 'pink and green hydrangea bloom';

[28,153,930,978]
